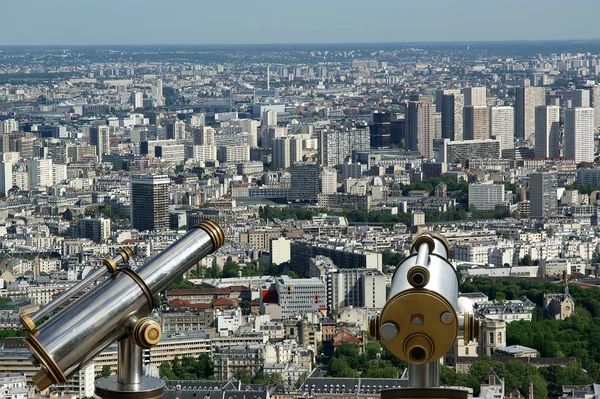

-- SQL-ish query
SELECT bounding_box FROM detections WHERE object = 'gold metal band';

[119,269,154,311]
[103,258,118,273]
[130,317,162,349]
[25,333,67,389]
[193,219,225,253]
[20,314,35,332]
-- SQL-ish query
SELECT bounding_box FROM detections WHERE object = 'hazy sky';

[1,0,599,45]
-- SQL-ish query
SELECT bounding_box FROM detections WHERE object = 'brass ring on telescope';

[25,333,67,388]
[103,257,118,273]
[131,317,162,349]
[427,232,451,256]
[119,247,134,262]
[20,313,35,332]
[119,269,154,310]
[193,219,225,252]
[410,234,436,254]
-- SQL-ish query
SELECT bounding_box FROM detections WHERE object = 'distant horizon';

[2,0,599,46]
[2,38,600,48]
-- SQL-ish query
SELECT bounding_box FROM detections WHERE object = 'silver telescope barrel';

[24,220,224,391]
[20,248,134,332]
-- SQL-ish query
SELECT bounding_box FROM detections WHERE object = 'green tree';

[98,365,112,378]
[234,368,252,383]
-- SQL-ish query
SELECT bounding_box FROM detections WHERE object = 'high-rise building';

[441,93,464,141]
[130,91,144,109]
[318,126,370,167]
[572,89,590,108]
[564,108,595,163]
[0,119,18,134]
[463,106,490,140]
[272,136,302,169]
[468,182,505,211]
[89,125,110,162]
[0,161,12,196]
[166,120,185,140]
[130,174,170,232]
[320,167,337,195]
[590,86,600,128]
[489,106,515,151]
[192,126,215,146]
[530,172,557,218]
[78,218,111,243]
[28,159,53,189]
[370,111,391,147]
[435,89,461,112]
[289,163,321,203]
[406,101,432,158]
[464,87,487,106]
[515,87,546,142]
[534,106,560,159]
[262,110,277,126]
[216,145,250,163]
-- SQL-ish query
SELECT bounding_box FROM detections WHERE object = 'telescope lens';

[409,347,426,362]
[412,273,424,286]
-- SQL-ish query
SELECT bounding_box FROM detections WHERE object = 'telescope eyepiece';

[407,266,430,288]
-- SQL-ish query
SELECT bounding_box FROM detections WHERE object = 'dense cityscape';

[3,40,600,399]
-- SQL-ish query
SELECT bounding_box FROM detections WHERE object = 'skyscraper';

[272,136,302,169]
[370,111,391,147]
[534,106,560,159]
[571,89,590,108]
[435,89,461,112]
[130,174,170,232]
[406,101,432,158]
[530,173,557,218]
[489,106,515,151]
[192,126,215,146]
[320,167,337,195]
[464,87,487,106]
[463,106,490,140]
[289,163,321,203]
[564,107,595,163]
[441,93,464,141]
[28,159,53,189]
[515,87,546,143]
[590,86,600,128]
[318,126,370,167]
[89,125,110,162]
[0,161,12,196]
[166,120,185,140]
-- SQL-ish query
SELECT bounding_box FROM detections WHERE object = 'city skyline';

[2,0,600,45]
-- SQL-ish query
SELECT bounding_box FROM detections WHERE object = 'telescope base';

[381,388,468,399]
[95,375,165,399]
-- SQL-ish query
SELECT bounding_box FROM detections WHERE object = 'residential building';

[464,105,490,140]
[564,107,595,163]
[468,182,505,211]
[130,174,170,231]
[515,87,546,142]
[534,106,561,159]
[529,172,557,218]
[489,106,515,150]
[406,101,432,158]
[289,163,321,203]
[441,92,464,141]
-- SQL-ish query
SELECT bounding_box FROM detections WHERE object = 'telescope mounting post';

[95,338,165,399]
[408,361,440,388]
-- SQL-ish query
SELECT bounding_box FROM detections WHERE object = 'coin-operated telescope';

[369,233,479,399]
[21,220,224,399]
